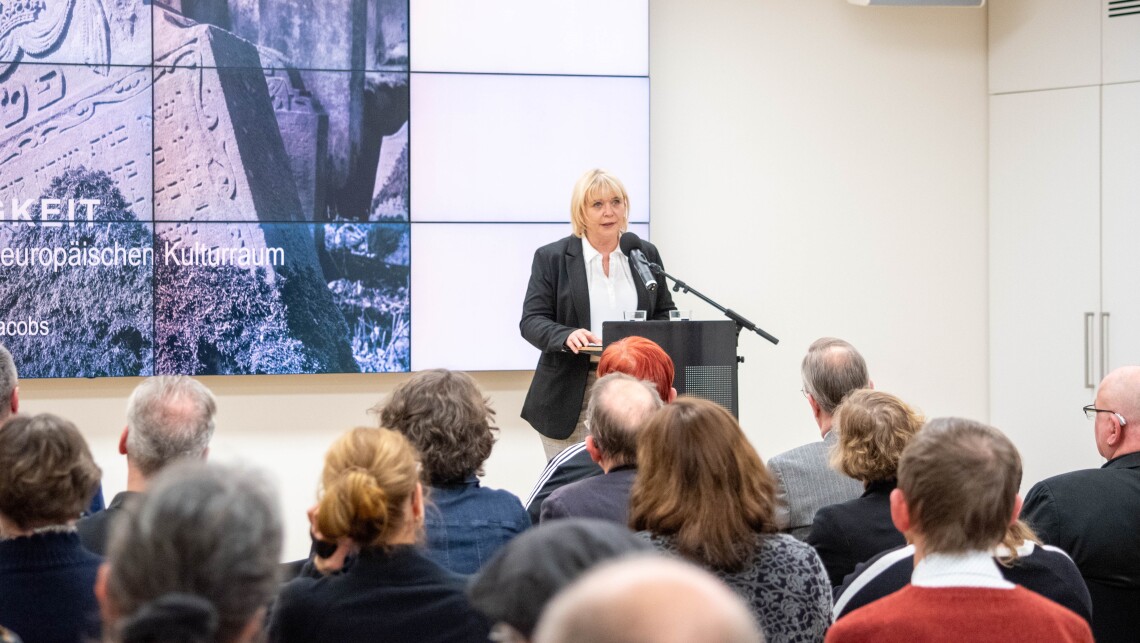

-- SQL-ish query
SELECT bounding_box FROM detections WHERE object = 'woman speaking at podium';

[520,169,675,459]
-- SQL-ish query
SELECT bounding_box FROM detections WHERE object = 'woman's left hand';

[307,505,356,574]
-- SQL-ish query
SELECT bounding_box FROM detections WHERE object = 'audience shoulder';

[833,545,916,620]
[776,533,830,578]
[268,576,328,642]
[539,486,571,522]
[768,441,814,467]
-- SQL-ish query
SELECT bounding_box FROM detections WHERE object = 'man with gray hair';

[0,343,19,423]
[767,337,869,539]
[78,375,217,555]
[540,372,663,525]
[96,461,283,643]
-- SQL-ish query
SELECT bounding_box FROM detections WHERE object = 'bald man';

[532,556,763,643]
[539,373,663,525]
[1021,365,1140,643]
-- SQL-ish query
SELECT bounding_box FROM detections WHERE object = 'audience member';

[96,462,283,643]
[1021,365,1140,643]
[805,390,921,586]
[540,373,662,524]
[630,397,830,643]
[375,369,529,574]
[0,342,106,518]
[468,518,653,642]
[526,336,676,523]
[267,427,490,643]
[767,338,867,539]
[825,418,1093,643]
[0,413,103,643]
[0,344,18,423]
[77,376,217,555]
[833,519,1092,622]
[532,555,763,643]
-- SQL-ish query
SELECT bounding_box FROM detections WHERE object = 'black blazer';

[520,235,674,439]
[76,491,140,556]
[805,479,906,587]
[1021,451,1140,643]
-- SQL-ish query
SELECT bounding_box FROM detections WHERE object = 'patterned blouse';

[640,531,832,643]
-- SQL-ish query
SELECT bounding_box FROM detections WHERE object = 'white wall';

[649,0,989,460]
[17,1,990,561]
[19,372,542,561]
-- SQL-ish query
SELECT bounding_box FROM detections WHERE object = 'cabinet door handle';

[1101,312,1110,382]
[1085,312,1095,389]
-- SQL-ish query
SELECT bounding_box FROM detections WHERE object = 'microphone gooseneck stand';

[646,261,779,356]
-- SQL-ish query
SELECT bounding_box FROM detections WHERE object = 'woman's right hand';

[564,328,601,354]
[307,504,355,575]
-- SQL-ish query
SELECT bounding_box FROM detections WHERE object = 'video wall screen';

[0,0,648,377]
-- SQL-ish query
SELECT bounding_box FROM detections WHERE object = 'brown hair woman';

[629,397,831,643]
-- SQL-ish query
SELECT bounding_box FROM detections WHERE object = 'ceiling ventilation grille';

[1109,0,1140,18]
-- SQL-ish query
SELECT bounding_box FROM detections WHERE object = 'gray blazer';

[767,430,864,540]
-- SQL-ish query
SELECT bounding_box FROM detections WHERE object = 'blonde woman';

[268,428,490,643]
[520,169,675,459]
[805,390,924,586]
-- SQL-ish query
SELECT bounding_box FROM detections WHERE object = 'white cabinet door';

[990,87,1103,490]
[1103,2,1140,84]
[1102,82,1140,373]
[989,0,1101,94]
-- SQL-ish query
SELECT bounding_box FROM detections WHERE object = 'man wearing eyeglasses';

[1021,365,1140,643]
[767,337,868,539]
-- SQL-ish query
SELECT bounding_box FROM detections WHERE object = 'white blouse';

[581,237,638,339]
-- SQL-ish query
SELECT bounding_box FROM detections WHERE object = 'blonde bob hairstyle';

[315,427,421,549]
[629,397,778,572]
[830,390,924,483]
[569,169,630,238]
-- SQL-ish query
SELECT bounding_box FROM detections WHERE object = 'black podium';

[602,320,739,416]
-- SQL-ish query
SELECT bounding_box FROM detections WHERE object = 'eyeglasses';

[1083,405,1128,426]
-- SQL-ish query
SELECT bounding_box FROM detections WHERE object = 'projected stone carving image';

[0,0,410,376]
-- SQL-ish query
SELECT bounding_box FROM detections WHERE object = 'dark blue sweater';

[268,545,489,643]
[0,531,102,643]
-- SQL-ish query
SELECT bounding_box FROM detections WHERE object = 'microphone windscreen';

[619,231,642,255]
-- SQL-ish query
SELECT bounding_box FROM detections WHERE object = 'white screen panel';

[410,0,648,76]
[410,73,649,223]
[411,222,651,371]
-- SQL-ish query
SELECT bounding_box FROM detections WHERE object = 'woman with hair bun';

[268,427,490,643]
[97,461,283,643]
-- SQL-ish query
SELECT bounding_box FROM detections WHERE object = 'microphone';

[619,232,658,292]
